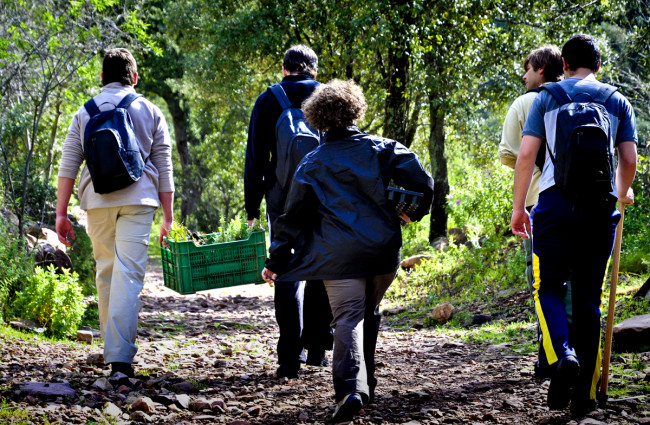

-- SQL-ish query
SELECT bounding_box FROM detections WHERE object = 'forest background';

[0,0,649,346]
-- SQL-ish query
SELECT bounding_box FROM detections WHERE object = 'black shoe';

[547,355,579,410]
[332,392,363,423]
[110,362,134,378]
[276,365,300,379]
[571,397,597,419]
[306,350,329,367]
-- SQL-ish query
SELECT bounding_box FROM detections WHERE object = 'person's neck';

[565,67,597,80]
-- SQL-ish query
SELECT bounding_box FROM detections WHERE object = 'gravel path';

[0,259,647,424]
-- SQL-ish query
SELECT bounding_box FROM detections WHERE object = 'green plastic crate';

[160,230,267,294]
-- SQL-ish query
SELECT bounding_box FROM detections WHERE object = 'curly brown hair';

[302,79,367,131]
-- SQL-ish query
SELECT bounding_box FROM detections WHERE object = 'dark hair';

[283,45,318,78]
[562,34,600,72]
[302,79,367,131]
[102,48,137,86]
[523,45,563,83]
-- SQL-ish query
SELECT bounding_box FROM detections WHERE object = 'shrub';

[67,222,97,295]
[13,264,86,338]
[0,198,34,321]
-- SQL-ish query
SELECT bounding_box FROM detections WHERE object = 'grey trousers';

[87,205,155,364]
[323,271,396,403]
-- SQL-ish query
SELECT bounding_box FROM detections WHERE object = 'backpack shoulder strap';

[268,84,292,111]
[83,98,100,117]
[593,84,618,105]
[526,87,543,94]
[540,83,572,105]
[116,93,143,110]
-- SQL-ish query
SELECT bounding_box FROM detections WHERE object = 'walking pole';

[599,201,625,404]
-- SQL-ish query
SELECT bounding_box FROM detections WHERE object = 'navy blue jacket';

[244,74,320,221]
[266,126,434,281]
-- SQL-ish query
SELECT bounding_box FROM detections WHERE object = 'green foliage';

[401,218,431,258]
[67,223,97,295]
[447,156,514,239]
[619,154,650,273]
[13,265,86,339]
[0,193,34,321]
[385,235,527,325]
[166,215,261,245]
[0,399,30,424]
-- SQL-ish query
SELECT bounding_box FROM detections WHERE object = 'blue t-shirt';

[522,77,637,194]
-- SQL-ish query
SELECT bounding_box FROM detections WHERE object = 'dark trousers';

[273,279,333,368]
[531,188,619,401]
[268,192,333,368]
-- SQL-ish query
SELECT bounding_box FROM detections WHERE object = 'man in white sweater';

[56,48,174,377]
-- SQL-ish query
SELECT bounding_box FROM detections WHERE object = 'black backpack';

[268,84,320,189]
[83,93,145,194]
[540,82,617,199]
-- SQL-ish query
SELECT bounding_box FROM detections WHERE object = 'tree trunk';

[427,99,449,241]
[160,87,202,226]
[383,0,414,146]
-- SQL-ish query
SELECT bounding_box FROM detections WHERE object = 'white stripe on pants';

[87,205,155,364]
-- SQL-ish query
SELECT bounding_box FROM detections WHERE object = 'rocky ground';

[0,260,649,425]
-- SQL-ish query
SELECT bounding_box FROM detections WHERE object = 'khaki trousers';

[87,205,155,364]
[323,272,396,403]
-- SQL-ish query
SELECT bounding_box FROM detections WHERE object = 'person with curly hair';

[262,79,434,423]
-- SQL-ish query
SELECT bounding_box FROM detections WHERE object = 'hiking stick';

[599,201,625,402]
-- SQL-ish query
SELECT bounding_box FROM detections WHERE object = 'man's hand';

[262,267,277,287]
[619,187,634,205]
[159,218,173,247]
[398,213,412,223]
[56,214,76,247]
[511,208,531,239]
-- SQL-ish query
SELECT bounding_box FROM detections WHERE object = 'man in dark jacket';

[244,45,333,378]
[263,79,434,423]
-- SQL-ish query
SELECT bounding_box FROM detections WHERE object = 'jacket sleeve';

[265,167,317,275]
[381,141,434,222]
[58,107,86,180]
[498,103,523,169]
[244,95,272,220]
[148,104,175,193]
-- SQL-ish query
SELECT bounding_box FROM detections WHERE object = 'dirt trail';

[0,259,646,424]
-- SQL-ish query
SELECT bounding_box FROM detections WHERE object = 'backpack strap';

[83,98,101,117]
[593,84,618,105]
[268,84,292,111]
[540,83,572,105]
[116,93,143,110]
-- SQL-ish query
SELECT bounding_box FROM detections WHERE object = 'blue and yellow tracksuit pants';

[530,188,620,401]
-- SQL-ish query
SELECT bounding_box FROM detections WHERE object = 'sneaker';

[110,362,134,378]
[534,360,553,379]
[276,365,300,379]
[547,355,580,410]
[571,397,597,419]
[332,392,363,423]
[306,350,329,367]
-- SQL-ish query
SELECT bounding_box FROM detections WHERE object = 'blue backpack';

[83,93,145,194]
[541,82,617,199]
[268,84,320,189]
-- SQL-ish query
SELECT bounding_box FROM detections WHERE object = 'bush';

[13,264,86,338]
[67,221,97,295]
[0,201,34,321]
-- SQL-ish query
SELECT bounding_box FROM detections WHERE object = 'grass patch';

[461,320,538,353]
[0,399,30,424]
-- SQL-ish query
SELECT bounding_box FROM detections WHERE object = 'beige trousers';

[87,205,155,364]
